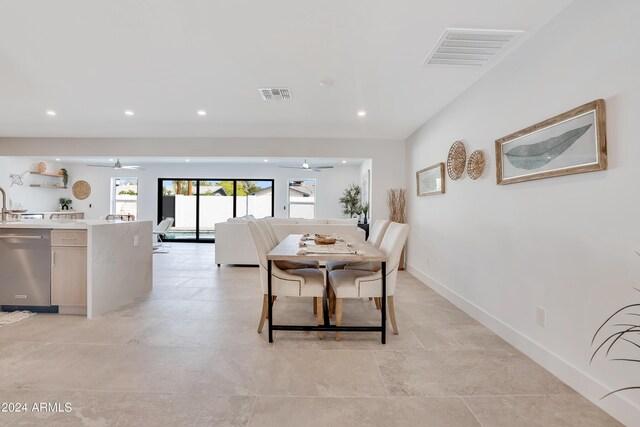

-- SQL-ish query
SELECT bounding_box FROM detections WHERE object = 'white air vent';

[423,28,523,67]
[258,88,292,101]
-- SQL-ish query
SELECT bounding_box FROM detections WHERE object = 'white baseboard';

[406,263,640,427]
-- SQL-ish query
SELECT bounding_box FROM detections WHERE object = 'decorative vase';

[61,205,69,211]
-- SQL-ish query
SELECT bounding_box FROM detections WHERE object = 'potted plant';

[59,197,72,211]
[360,202,369,224]
[591,259,640,398]
[59,168,68,187]
[339,184,362,218]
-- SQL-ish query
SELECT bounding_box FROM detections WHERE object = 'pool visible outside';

[164,231,215,241]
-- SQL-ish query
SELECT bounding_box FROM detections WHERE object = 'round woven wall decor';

[446,141,466,180]
[467,150,486,180]
[37,161,47,173]
[72,180,91,200]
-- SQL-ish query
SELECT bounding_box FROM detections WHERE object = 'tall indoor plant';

[339,184,362,218]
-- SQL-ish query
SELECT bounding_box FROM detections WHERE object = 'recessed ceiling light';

[264,159,269,162]
[55,158,61,161]
[46,110,56,116]
[185,159,190,162]
[197,110,207,116]
[124,110,134,116]
[357,111,366,117]
[342,160,347,164]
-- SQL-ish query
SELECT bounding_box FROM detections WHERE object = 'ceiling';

[0,0,572,139]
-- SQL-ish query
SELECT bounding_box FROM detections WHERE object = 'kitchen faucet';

[0,186,7,221]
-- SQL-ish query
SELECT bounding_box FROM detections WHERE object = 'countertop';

[0,219,149,229]
[20,210,84,215]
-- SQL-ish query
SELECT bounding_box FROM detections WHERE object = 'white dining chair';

[256,219,319,270]
[255,219,321,314]
[327,222,410,340]
[263,219,280,246]
[248,220,326,336]
[326,219,390,273]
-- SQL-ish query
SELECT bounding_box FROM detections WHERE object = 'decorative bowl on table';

[314,234,337,245]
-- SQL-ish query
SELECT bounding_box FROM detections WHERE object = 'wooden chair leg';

[316,296,324,339]
[313,297,318,314]
[388,295,399,335]
[328,286,335,317]
[335,298,343,341]
[257,294,268,333]
[374,297,381,310]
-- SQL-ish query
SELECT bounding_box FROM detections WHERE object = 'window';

[288,179,315,219]
[111,178,138,218]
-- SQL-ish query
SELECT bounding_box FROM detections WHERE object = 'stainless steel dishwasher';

[0,229,52,307]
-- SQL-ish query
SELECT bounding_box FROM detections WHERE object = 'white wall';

[0,159,365,222]
[0,138,405,222]
[405,1,640,424]
[0,158,73,212]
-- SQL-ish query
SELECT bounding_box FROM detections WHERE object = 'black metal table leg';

[322,288,331,327]
[268,260,273,343]
[381,261,387,344]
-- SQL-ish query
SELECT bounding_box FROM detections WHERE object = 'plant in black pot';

[59,197,72,211]
[339,184,362,218]
[360,202,369,224]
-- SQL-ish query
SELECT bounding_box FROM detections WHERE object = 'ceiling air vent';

[258,88,292,101]
[423,28,523,67]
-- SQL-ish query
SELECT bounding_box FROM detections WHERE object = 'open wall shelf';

[30,171,64,177]
[29,184,67,189]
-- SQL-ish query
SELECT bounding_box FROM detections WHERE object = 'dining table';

[266,234,389,343]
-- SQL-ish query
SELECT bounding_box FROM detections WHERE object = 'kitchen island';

[0,219,153,318]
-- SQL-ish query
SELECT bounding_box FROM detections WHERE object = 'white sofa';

[214,217,366,266]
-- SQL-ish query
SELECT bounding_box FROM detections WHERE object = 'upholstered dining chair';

[326,219,390,273]
[255,219,320,270]
[248,220,326,336]
[326,219,391,312]
[327,222,410,340]
[255,219,322,314]
[263,219,280,246]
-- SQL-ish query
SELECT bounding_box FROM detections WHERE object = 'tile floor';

[0,243,621,426]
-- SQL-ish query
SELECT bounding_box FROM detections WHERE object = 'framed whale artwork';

[495,99,607,185]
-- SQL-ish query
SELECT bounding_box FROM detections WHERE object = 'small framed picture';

[495,99,607,185]
[416,163,445,197]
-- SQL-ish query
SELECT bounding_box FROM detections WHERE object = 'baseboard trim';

[406,263,640,426]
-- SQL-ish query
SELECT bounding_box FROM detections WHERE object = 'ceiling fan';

[86,159,143,170]
[278,159,334,172]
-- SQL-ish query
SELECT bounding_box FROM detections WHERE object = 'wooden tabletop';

[267,234,387,262]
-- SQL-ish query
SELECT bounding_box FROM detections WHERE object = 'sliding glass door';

[235,180,274,218]
[158,178,274,242]
[198,180,234,241]
[159,180,198,240]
